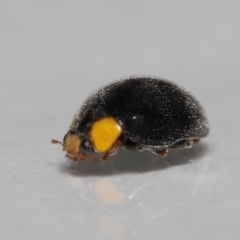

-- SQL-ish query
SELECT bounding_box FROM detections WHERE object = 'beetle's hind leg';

[170,139,201,150]
[193,139,201,146]
[154,148,169,156]
[152,148,170,167]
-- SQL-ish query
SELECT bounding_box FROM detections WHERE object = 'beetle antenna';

[51,139,64,147]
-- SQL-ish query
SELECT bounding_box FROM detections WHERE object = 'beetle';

[52,76,209,162]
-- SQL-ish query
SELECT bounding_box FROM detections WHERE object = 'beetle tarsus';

[193,139,201,146]
[101,152,109,162]
[155,148,169,157]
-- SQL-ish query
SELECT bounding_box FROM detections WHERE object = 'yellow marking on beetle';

[90,117,122,152]
[64,134,81,155]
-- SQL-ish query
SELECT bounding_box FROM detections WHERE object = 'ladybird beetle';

[52,77,209,162]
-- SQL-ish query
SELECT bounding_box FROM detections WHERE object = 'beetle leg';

[78,154,88,162]
[101,140,123,161]
[170,138,201,149]
[185,139,201,148]
[66,153,97,163]
[101,152,110,161]
[66,153,88,162]
[155,148,169,157]
[89,155,98,163]
[193,139,201,146]
[66,154,79,162]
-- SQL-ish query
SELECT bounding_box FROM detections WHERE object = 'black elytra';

[67,76,209,153]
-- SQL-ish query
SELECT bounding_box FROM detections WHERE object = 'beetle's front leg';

[101,139,123,161]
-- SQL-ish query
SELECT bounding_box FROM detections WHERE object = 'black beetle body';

[52,77,209,161]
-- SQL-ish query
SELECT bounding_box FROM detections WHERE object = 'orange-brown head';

[63,134,82,161]
[52,134,87,161]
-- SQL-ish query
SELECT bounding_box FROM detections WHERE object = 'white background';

[1,1,240,239]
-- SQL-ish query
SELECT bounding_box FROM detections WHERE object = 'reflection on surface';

[95,179,126,205]
[98,215,128,240]
[62,142,210,239]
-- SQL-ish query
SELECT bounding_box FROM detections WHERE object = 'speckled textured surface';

[1,1,240,240]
